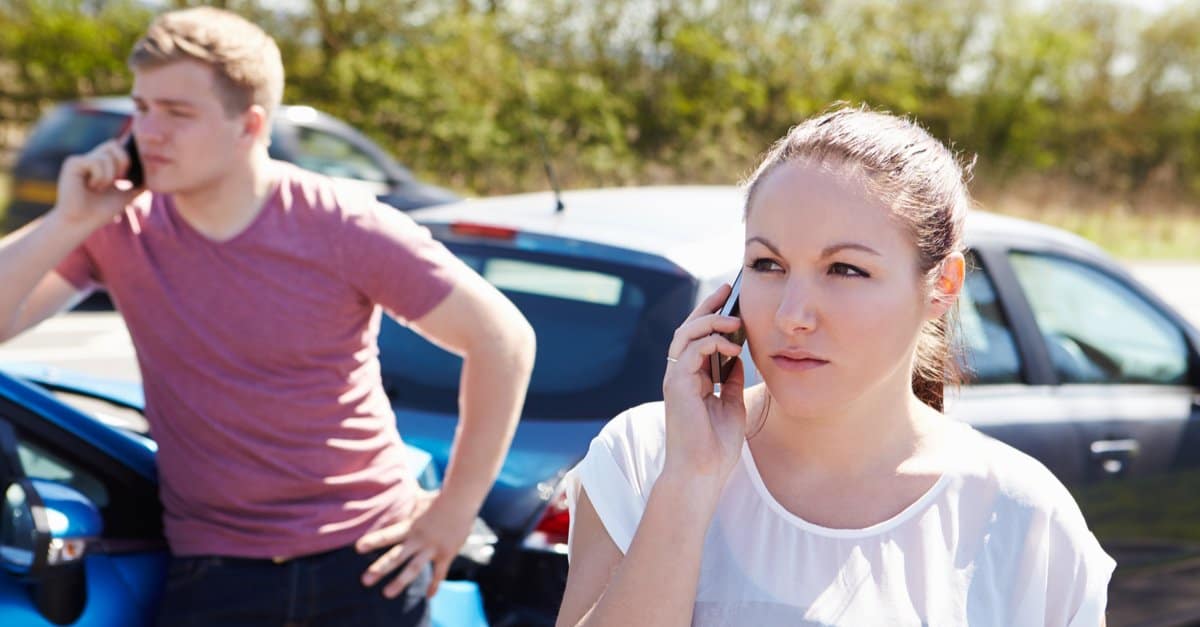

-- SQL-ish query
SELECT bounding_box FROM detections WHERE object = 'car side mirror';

[0,478,101,625]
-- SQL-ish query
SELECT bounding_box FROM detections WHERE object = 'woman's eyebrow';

[746,237,881,258]
[745,236,782,256]
[820,242,882,258]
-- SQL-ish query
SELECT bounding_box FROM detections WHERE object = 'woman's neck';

[746,377,945,482]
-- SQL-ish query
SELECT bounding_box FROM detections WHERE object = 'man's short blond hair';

[128,7,284,119]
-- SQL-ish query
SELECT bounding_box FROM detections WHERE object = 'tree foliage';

[2,0,1199,199]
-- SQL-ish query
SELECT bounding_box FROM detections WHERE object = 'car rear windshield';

[21,106,128,161]
[379,243,696,420]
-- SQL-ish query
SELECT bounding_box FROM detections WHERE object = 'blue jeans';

[154,544,431,627]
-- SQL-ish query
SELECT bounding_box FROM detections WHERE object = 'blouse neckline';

[738,439,953,539]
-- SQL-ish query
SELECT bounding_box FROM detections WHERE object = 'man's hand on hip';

[356,489,475,598]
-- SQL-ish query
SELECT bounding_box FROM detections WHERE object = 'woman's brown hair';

[743,106,971,411]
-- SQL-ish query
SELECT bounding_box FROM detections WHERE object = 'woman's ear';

[927,252,965,320]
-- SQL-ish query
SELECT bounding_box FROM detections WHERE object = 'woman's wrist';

[652,467,726,519]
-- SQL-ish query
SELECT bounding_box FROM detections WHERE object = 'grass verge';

[974,178,1200,261]
[991,205,1200,261]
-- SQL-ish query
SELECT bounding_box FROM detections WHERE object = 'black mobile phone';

[709,270,746,390]
[123,135,145,187]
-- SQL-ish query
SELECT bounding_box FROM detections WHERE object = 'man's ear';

[241,104,269,145]
[928,251,966,320]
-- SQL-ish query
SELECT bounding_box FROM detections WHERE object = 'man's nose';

[133,115,166,144]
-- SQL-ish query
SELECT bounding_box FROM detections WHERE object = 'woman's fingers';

[665,333,744,390]
[667,314,741,361]
[680,282,732,326]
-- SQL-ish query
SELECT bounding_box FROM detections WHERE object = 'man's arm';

[0,216,94,341]
[0,139,138,342]
[357,261,535,597]
[408,262,536,521]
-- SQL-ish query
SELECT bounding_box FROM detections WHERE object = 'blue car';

[0,365,490,626]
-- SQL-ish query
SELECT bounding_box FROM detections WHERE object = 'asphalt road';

[0,262,1197,384]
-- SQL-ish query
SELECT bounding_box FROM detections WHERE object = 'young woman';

[556,108,1114,626]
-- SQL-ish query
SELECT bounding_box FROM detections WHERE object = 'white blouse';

[565,402,1115,626]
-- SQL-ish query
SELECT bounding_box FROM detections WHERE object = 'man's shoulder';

[272,161,383,222]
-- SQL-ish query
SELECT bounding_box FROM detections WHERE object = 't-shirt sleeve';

[564,403,666,557]
[53,242,101,292]
[336,199,458,322]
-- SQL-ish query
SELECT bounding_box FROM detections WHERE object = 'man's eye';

[830,263,869,278]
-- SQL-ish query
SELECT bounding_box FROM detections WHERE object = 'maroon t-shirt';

[54,162,456,558]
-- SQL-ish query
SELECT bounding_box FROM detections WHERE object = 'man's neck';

[172,149,276,242]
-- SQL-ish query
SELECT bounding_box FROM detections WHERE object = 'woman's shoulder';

[946,421,1093,530]
[595,401,667,450]
[590,402,668,483]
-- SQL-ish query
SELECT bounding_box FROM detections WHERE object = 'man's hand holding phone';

[53,136,144,229]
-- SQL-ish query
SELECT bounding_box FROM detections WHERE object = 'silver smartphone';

[710,270,745,393]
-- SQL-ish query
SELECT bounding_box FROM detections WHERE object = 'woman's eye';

[829,263,869,278]
[748,258,783,273]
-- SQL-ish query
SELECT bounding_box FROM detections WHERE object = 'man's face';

[130,60,255,194]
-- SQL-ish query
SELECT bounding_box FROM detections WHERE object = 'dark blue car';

[0,365,489,626]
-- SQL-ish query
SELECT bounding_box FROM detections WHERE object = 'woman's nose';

[774,279,818,334]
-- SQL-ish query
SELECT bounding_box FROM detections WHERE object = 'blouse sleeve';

[564,402,667,557]
[1055,507,1116,627]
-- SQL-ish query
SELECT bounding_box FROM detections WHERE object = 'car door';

[948,249,1094,486]
[0,386,168,627]
[1001,249,1200,626]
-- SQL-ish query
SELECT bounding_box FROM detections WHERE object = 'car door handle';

[1090,438,1140,457]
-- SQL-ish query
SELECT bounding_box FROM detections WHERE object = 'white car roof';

[411,186,750,281]
[410,185,1108,278]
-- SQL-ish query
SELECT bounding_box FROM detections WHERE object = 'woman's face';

[741,160,939,417]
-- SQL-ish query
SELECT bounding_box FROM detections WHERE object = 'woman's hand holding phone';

[660,281,748,499]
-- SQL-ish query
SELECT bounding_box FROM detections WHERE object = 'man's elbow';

[500,308,536,377]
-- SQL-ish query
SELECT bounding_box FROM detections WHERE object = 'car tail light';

[522,486,570,554]
[450,222,518,240]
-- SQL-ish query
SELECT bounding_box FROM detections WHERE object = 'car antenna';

[521,74,566,213]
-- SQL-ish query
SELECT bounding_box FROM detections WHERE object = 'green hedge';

[3,0,1199,200]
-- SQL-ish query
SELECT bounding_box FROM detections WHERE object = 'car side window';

[956,253,1022,384]
[1008,252,1189,384]
[15,438,109,508]
[292,127,389,183]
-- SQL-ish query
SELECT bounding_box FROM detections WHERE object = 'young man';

[0,7,535,626]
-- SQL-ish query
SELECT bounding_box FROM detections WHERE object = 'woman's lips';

[771,355,829,372]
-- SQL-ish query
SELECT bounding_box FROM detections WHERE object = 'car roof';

[409,185,1111,278]
[412,186,749,280]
